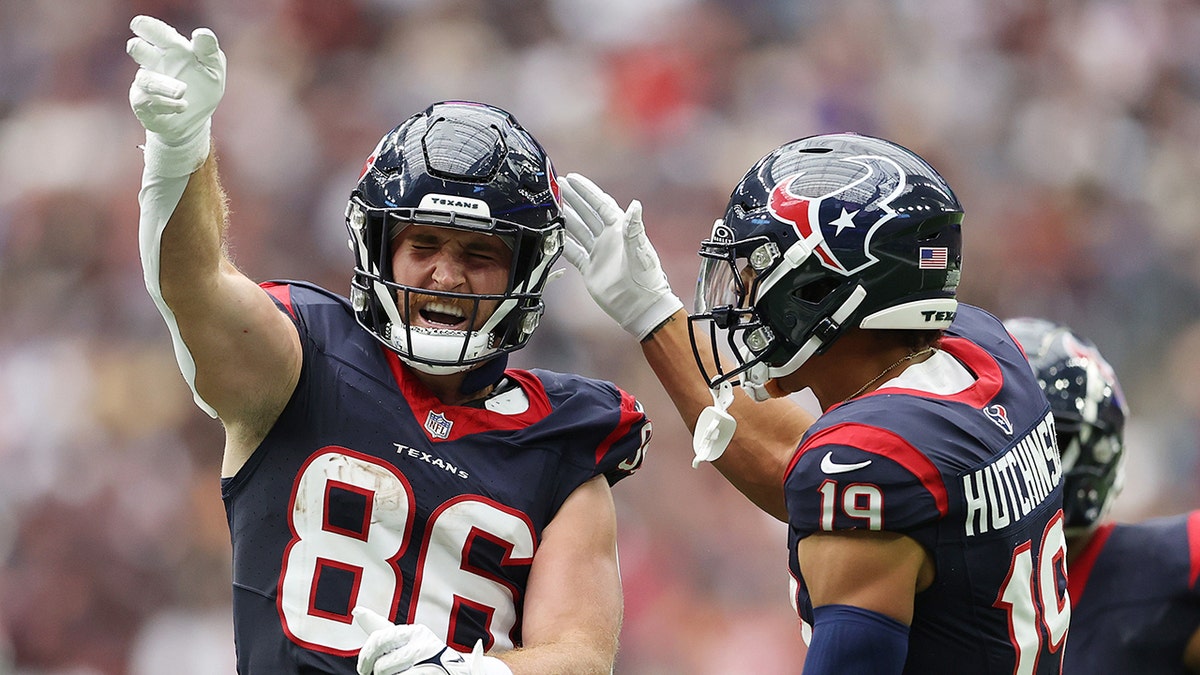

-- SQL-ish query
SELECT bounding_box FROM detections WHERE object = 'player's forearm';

[495,632,617,675]
[137,145,299,427]
[154,150,230,307]
[506,476,622,674]
[641,310,807,520]
[639,310,713,433]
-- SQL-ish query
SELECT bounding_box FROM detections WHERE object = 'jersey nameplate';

[962,411,1062,536]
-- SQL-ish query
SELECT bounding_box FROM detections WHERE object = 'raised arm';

[639,309,811,519]
[558,174,812,520]
[128,15,300,473]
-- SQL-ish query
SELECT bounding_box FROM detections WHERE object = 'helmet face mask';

[1005,317,1129,536]
[690,133,964,393]
[692,235,775,387]
[346,101,563,374]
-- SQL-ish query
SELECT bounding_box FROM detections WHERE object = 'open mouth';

[416,300,470,330]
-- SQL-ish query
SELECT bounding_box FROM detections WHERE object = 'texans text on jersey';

[394,443,470,479]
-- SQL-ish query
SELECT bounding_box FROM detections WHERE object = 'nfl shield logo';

[424,411,453,439]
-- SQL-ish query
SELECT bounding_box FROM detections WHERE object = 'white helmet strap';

[738,284,867,399]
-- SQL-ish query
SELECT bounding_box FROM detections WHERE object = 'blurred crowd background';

[3,0,1200,672]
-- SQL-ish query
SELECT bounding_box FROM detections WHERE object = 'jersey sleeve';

[259,280,313,340]
[785,421,949,545]
[592,387,651,486]
[259,280,367,349]
[525,369,651,489]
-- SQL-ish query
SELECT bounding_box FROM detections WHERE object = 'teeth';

[422,302,465,318]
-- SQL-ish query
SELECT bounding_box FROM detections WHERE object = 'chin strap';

[739,284,869,402]
[692,381,737,468]
[459,354,509,395]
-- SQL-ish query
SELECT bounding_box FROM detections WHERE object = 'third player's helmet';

[1005,317,1129,535]
[346,101,563,374]
[691,133,963,397]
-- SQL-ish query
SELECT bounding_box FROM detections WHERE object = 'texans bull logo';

[767,154,906,276]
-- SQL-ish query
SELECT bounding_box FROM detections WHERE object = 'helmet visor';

[695,247,742,315]
[689,240,777,389]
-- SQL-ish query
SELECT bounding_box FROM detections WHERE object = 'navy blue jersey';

[786,304,1069,674]
[220,281,650,674]
[1065,512,1200,674]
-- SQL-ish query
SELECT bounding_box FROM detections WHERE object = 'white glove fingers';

[355,617,455,675]
[558,181,605,243]
[129,14,224,176]
[130,82,188,119]
[561,232,589,270]
[353,606,395,634]
[562,173,614,208]
[132,95,188,117]
[559,201,596,252]
[373,646,431,675]
[126,37,161,68]
[353,607,395,674]
[130,91,187,120]
[622,200,662,272]
[557,175,607,232]
[130,15,190,52]
[133,68,186,99]
[624,199,645,239]
[563,173,625,224]
[190,28,223,67]
[356,645,380,675]
[358,628,412,675]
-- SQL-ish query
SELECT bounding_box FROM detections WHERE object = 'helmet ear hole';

[795,277,840,305]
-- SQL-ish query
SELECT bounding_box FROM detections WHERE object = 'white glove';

[353,608,512,675]
[126,15,226,177]
[559,173,683,341]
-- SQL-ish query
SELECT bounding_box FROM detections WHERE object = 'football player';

[1006,317,1200,674]
[126,15,649,675]
[559,134,1069,673]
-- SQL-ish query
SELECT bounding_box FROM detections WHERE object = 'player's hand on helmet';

[558,173,683,341]
[126,14,226,176]
[354,608,511,675]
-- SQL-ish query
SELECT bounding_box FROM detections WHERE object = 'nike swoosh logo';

[820,451,872,474]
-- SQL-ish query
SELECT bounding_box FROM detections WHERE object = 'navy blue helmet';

[346,101,563,374]
[1005,317,1129,534]
[692,133,963,397]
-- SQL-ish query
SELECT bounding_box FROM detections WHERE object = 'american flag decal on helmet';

[919,247,948,269]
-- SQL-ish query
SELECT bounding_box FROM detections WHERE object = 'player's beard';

[403,291,499,334]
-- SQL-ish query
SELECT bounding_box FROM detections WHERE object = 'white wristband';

[628,292,684,341]
[142,122,211,178]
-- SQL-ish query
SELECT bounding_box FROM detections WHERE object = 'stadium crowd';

[2,0,1199,672]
